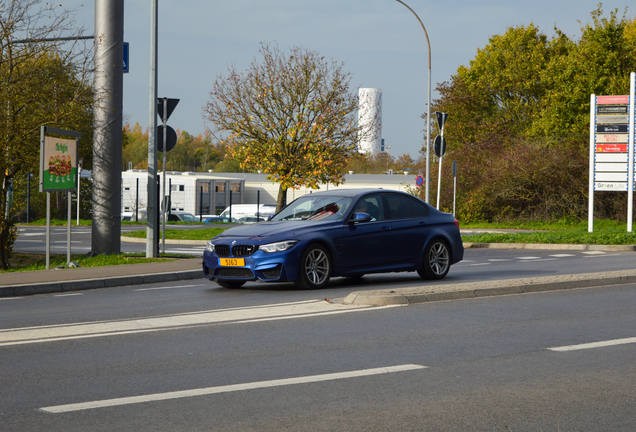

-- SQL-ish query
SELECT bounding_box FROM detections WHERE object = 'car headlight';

[206,240,215,253]
[260,240,299,253]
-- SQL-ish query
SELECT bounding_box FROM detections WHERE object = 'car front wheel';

[418,239,450,280]
[295,244,332,289]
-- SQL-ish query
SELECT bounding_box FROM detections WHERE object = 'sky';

[62,0,634,159]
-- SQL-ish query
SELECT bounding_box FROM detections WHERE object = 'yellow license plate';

[219,258,245,267]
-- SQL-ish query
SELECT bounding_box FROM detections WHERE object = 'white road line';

[515,256,542,260]
[488,259,513,262]
[548,337,636,352]
[468,263,491,266]
[581,251,607,255]
[0,300,400,347]
[54,293,84,297]
[40,364,427,413]
[519,258,558,262]
[549,254,575,258]
[135,284,203,291]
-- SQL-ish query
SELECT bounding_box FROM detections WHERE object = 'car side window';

[410,198,430,217]
[354,195,385,221]
[386,194,414,220]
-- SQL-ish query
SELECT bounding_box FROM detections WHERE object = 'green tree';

[0,0,93,269]
[203,42,371,210]
[431,6,636,222]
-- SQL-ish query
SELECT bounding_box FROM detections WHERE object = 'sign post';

[588,72,636,232]
[434,112,449,209]
[158,97,179,254]
[39,126,81,269]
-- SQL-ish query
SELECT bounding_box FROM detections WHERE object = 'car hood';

[212,220,340,242]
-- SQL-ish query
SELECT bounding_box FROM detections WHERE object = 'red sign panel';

[596,144,628,152]
[597,95,629,104]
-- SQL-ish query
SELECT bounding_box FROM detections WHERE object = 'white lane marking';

[0,297,23,301]
[0,300,400,347]
[135,284,202,291]
[549,254,575,258]
[488,259,512,262]
[468,263,491,266]
[54,293,84,297]
[581,251,606,255]
[40,364,427,413]
[548,337,636,352]
[515,256,542,260]
[519,258,558,262]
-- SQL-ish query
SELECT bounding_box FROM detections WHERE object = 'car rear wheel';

[216,280,246,289]
[418,239,450,280]
[295,244,332,289]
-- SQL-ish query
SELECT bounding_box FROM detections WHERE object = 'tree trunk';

[276,186,288,212]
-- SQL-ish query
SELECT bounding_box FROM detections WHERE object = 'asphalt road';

[1,276,635,431]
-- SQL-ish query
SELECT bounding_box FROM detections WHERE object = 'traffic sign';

[434,135,447,157]
[435,111,448,131]
[597,124,628,133]
[157,125,177,152]
[123,42,129,73]
[415,175,424,186]
[157,98,180,121]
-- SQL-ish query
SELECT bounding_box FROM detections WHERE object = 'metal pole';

[146,0,159,257]
[76,166,80,225]
[67,191,72,264]
[46,192,50,270]
[199,185,203,221]
[588,94,595,233]
[436,155,443,209]
[135,178,139,221]
[628,72,635,233]
[92,0,123,255]
[26,173,30,223]
[161,98,167,254]
[396,0,431,203]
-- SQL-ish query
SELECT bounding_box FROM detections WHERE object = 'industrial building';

[121,170,418,217]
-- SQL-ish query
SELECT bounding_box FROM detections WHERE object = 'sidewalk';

[0,258,203,298]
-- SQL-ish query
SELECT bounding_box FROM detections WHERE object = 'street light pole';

[395,0,432,203]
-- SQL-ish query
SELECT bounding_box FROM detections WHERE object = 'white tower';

[358,88,382,155]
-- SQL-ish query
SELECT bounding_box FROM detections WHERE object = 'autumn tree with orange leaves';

[203,42,373,211]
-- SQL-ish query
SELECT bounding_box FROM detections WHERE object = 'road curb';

[462,242,636,251]
[342,269,636,306]
[1,270,204,298]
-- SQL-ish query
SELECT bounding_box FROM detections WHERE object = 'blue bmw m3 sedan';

[202,188,463,289]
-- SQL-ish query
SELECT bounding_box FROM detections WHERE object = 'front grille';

[214,244,258,257]
[215,245,231,256]
[216,268,254,278]
[232,245,258,257]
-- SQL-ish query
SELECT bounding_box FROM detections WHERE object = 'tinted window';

[410,198,430,217]
[354,194,385,221]
[386,194,414,220]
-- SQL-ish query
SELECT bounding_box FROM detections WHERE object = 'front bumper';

[202,247,301,283]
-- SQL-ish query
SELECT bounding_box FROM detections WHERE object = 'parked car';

[219,204,276,222]
[203,216,232,224]
[165,211,198,223]
[203,188,464,289]
[237,216,267,224]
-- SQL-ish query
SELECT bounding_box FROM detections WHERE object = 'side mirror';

[267,214,275,221]
[349,212,372,224]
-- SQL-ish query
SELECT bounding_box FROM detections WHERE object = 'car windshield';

[271,196,352,222]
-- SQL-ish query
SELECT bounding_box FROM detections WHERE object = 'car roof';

[300,188,410,198]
